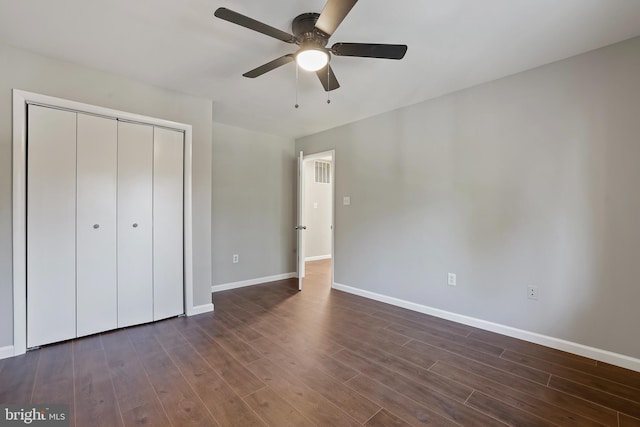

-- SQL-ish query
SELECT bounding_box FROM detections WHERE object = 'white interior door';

[27,105,77,347]
[76,113,118,337]
[117,121,154,327]
[76,114,118,336]
[297,150,306,291]
[153,127,185,320]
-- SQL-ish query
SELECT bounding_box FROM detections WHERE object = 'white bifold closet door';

[27,105,185,347]
[153,127,184,320]
[117,121,154,327]
[27,105,77,348]
[76,114,118,337]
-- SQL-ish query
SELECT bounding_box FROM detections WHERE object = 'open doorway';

[298,150,334,291]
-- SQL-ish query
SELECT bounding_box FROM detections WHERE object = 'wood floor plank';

[73,334,105,355]
[174,319,266,397]
[7,365,29,394]
[212,310,264,342]
[334,348,472,402]
[193,315,263,364]
[366,409,413,427]
[223,301,343,356]
[139,350,220,427]
[31,342,75,427]
[466,391,554,427]
[404,339,551,384]
[372,310,473,338]
[148,318,190,350]
[386,321,505,357]
[549,376,640,419]
[346,374,462,426]
[196,317,261,363]
[469,329,598,368]
[250,309,347,356]
[119,402,169,427]
[101,330,172,427]
[73,343,123,427]
[503,350,640,403]
[595,362,640,390]
[244,387,315,427]
[247,336,380,423]
[246,357,362,426]
[620,413,640,427]
[390,337,619,426]
[335,349,503,426]
[126,324,165,355]
[166,344,266,427]
[326,311,412,347]
[430,362,607,427]
[246,324,358,383]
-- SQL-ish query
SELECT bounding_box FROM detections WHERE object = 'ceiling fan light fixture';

[296,49,329,72]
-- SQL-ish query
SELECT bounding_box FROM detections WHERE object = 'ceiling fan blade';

[332,43,408,59]
[214,8,296,44]
[315,0,358,37]
[243,55,295,78]
[316,65,340,92]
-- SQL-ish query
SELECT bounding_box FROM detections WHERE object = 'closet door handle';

[132,223,139,228]
[93,224,100,229]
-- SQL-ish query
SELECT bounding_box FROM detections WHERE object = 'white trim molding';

[0,346,15,360]
[190,303,214,316]
[12,89,196,357]
[332,282,640,373]
[305,255,332,262]
[212,273,297,293]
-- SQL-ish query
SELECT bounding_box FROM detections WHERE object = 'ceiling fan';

[214,0,408,92]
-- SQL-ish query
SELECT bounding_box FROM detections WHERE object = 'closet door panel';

[117,121,154,327]
[27,105,77,348]
[76,113,118,337]
[153,127,184,320]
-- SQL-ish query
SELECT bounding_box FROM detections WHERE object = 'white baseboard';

[305,255,332,262]
[188,303,214,316]
[0,345,15,360]
[212,272,297,293]
[332,282,640,373]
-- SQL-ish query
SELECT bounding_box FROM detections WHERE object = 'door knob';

[93,224,100,229]
[132,223,138,228]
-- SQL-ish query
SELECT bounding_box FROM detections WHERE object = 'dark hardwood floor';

[2,259,640,426]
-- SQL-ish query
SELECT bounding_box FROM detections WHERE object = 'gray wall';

[304,160,332,259]
[0,43,213,347]
[211,123,296,285]
[296,36,640,359]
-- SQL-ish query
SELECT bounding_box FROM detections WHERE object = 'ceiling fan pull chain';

[295,62,300,109]
[327,66,331,104]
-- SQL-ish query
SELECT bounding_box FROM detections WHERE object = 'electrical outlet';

[232,254,239,264]
[527,286,538,300]
[447,273,456,286]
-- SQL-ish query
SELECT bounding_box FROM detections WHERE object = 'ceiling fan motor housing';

[292,13,329,48]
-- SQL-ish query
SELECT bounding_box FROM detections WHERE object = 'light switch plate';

[343,196,351,206]
[447,273,456,286]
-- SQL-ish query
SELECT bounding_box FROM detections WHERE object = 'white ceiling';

[2,1,640,138]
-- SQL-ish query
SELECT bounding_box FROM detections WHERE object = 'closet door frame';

[11,89,201,357]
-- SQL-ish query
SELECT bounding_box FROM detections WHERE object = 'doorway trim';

[11,89,198,357]
[301,149,336,288]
